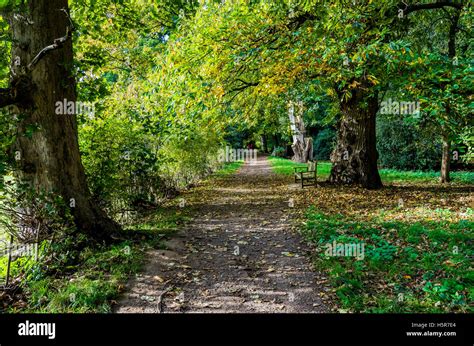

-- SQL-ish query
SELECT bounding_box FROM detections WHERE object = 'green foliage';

[271,146,286,157]
[0,112,14,192]
[71,0,227,220]
[379,169,474,184]
[0,182,75,241]
[303,207,473,312]
[24,242,144,313]
[0,186,84,310]
[377,115,442,171]
[0,0,22,10]
[313,128,335,161]
[5,206,184,313]
[0,0,472,314]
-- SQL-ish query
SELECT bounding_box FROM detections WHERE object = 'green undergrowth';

[302,206,473,313]
[2,206,187,313]
[16,208,185,313]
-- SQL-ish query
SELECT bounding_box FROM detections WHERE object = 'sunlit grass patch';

[376,206,473,224]
[214,160,244,176]
[268,156,331,179]
[269,156,474,185]
[379,168,474,184]
[124,206,187,234]
[20,242,144,313]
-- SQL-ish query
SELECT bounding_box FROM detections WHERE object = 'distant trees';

[0,0,470,243]
[72,0,469,192]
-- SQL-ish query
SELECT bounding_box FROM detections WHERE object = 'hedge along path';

[115,155,332,313]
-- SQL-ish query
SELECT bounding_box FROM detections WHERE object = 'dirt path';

[115,155,331,313]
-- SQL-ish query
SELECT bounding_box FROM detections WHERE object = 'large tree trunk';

[329,90,383,189]
[440,131,451,183]
[7,0,119,241]
[289,101,313,163]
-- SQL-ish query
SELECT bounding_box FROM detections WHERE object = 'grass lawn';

[380,169,474,184]
[213,160,244,176]
[303,207,473,312]
[269,156,473,312]
[268,156,474,184]
[268,156,331,179]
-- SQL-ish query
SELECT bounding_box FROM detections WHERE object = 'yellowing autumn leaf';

[349,80,361,88]
[367,75,379,85]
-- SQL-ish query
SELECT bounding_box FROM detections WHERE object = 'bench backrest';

[308,160,317,172]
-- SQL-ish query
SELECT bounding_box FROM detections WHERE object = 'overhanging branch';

[404,2,464,15]
[27,8,75,71]
[0,9,74,109]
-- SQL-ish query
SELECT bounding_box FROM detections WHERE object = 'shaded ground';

[115,155,331,313]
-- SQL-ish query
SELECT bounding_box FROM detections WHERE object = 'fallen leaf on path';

[140,295,155,302]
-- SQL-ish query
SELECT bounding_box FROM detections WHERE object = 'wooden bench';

[294,160,317,188]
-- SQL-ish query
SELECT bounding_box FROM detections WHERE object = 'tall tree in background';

[289,101,313,163]
[0,0,119,240]
[408,5,469,183]
[320,1,468,188]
